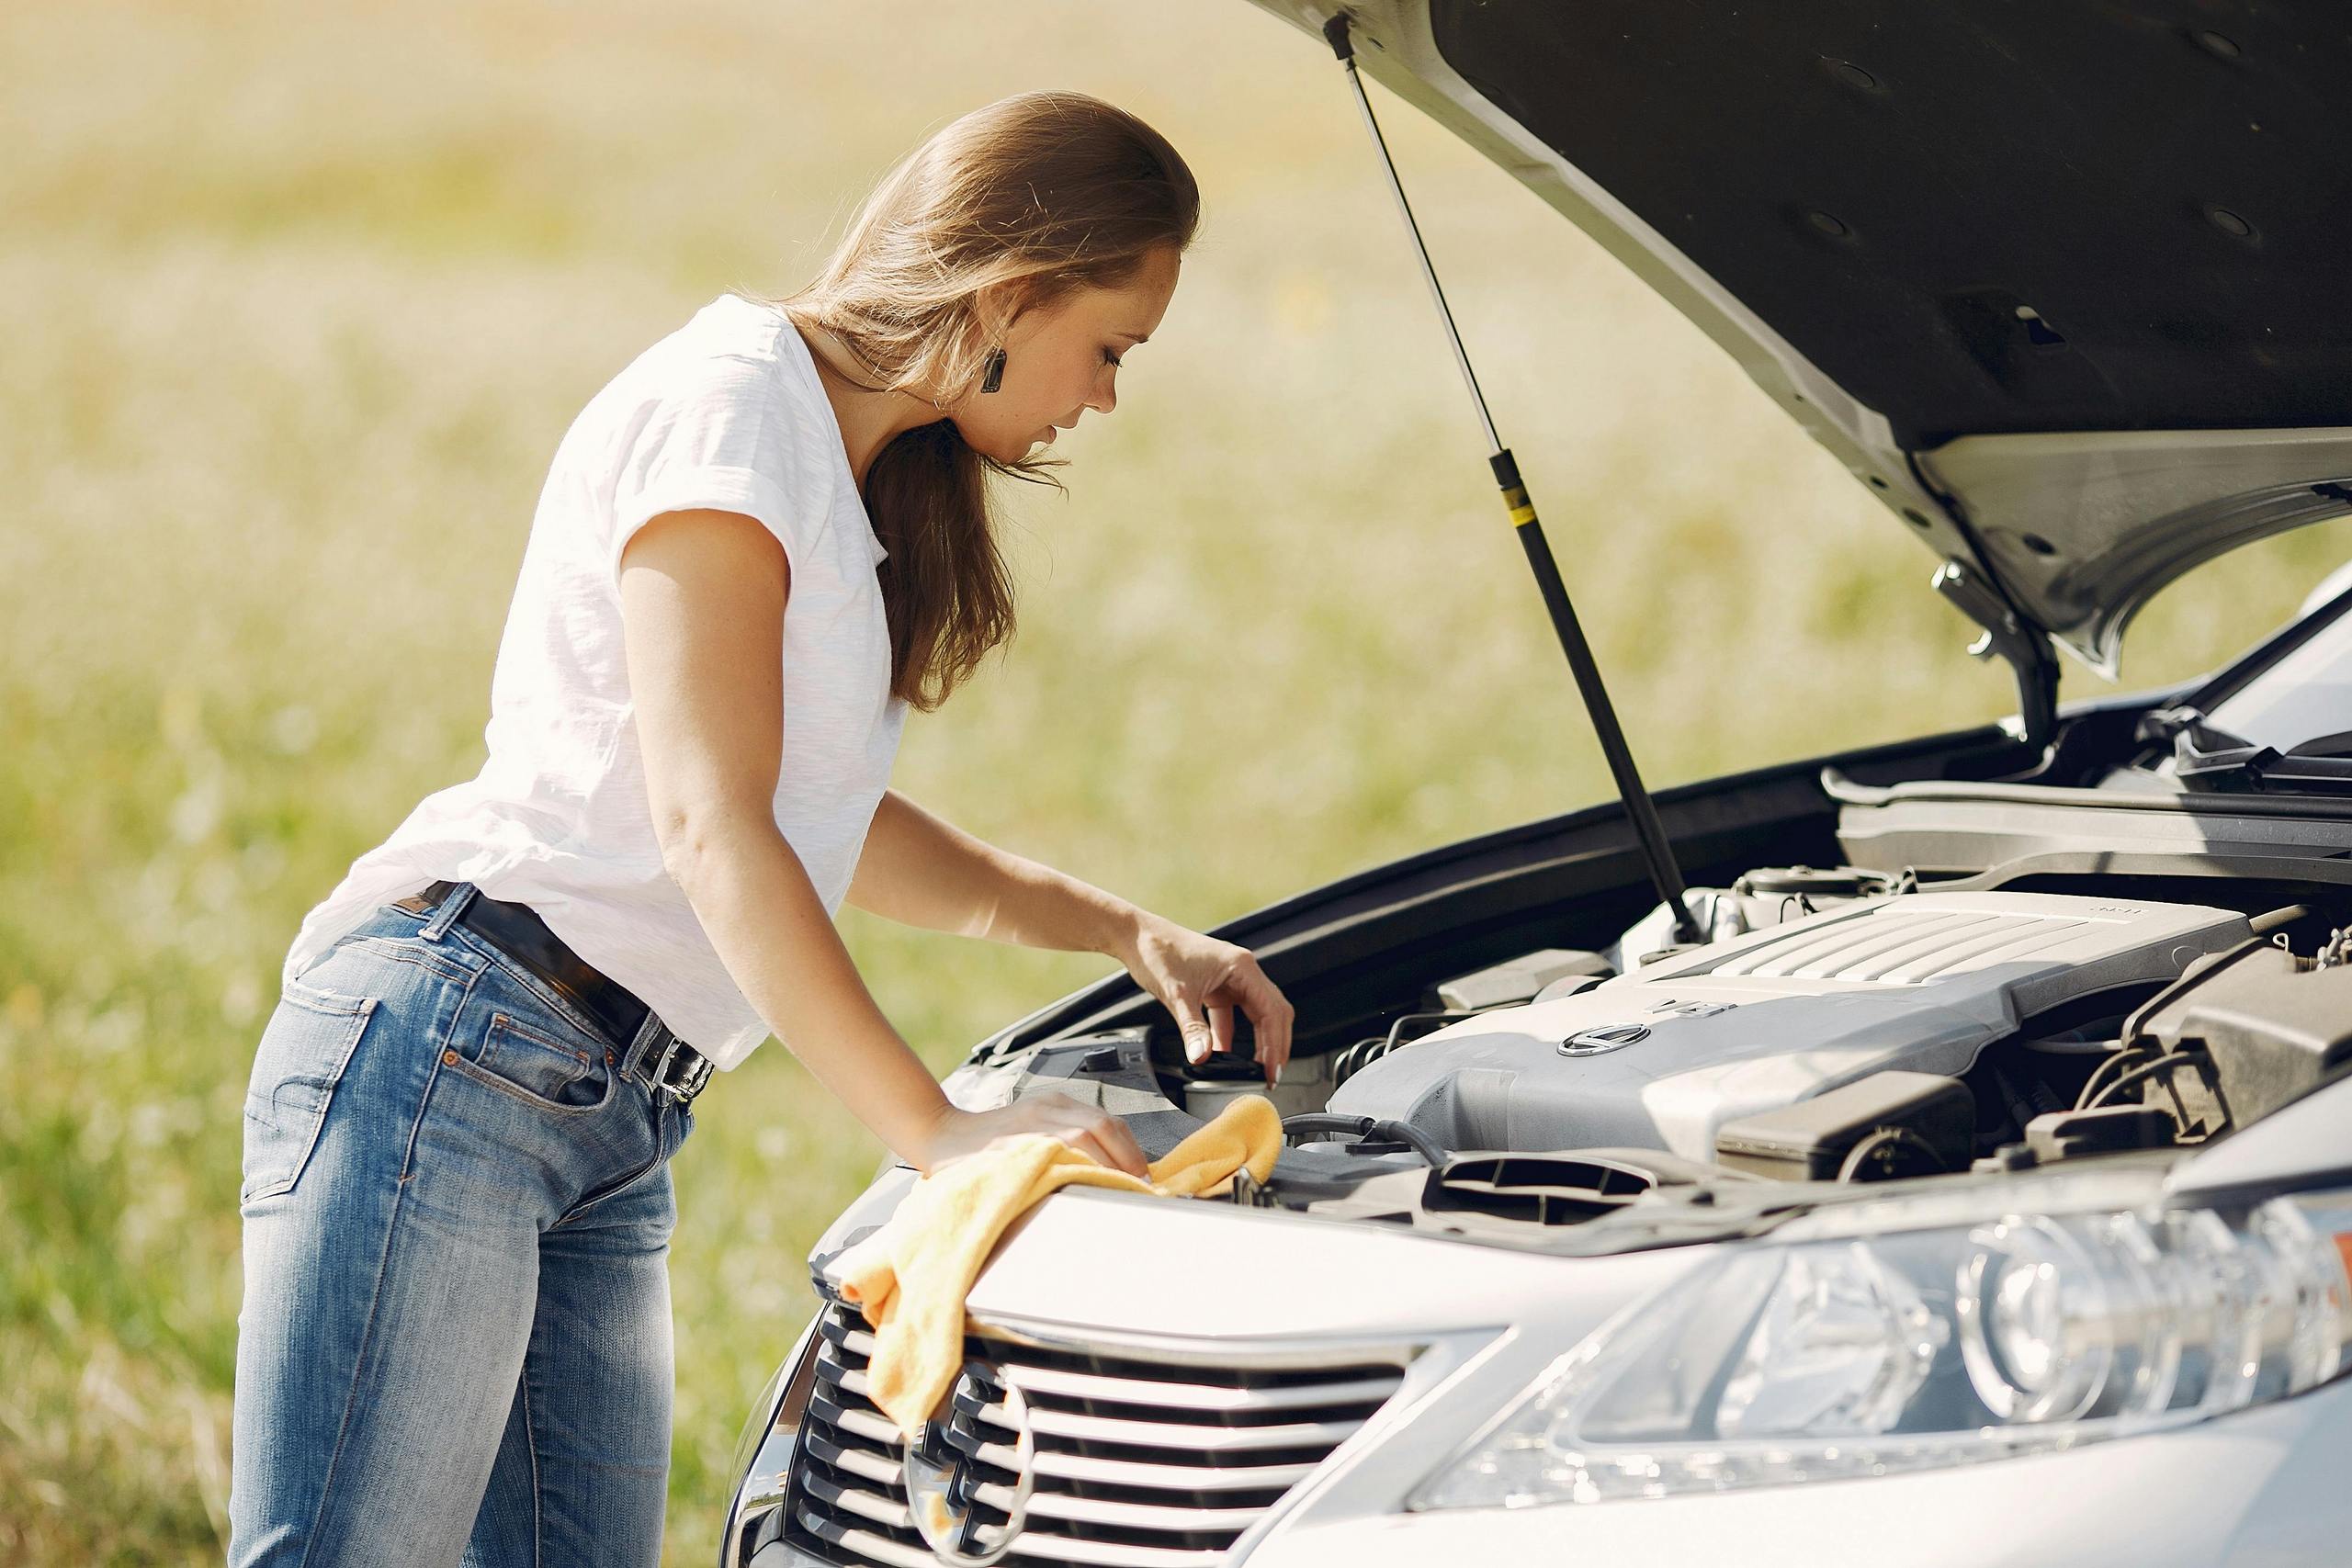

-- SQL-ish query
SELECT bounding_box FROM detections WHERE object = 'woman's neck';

[792,318,947,493]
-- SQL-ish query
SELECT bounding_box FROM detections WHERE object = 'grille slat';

[792,1505,936,1568]
[809,1387,910,1449]
[795,1496,1235,1568]
[952,1387,1372,1452]
[837,1360,1394,1440]
[989,1443,1320,1494]
[983,1483,1271,1534]
[805,1428,903,1487]
[829,1318,1401,1415]
[803,1467,915,1531]
[786,1302,1406,1566]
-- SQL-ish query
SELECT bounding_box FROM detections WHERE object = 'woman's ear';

[972,276,1045,345]
[967,279,1010,344]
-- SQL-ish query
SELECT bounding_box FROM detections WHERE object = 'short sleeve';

[606,351,831,591]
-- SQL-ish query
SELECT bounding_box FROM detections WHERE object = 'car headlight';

[1412,1183,2352,1508]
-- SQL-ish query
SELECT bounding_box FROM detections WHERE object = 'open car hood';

[1247,1,2352,679]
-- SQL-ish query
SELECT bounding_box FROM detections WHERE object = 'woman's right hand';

[919,1094,1150,1179]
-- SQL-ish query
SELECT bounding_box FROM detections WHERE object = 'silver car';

[724,3,2352,1563]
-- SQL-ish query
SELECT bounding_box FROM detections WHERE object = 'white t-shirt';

[283,292,909,1069]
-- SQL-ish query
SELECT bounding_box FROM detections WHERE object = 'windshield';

[2086,517,2352,793]
[2195,556,2352,752]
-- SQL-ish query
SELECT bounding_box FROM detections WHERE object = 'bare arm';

[847,790,1145,957]
[617,508,1149,1172]
[848,790,1297,1080]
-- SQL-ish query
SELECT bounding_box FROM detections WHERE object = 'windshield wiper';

[2140,705,2352,795]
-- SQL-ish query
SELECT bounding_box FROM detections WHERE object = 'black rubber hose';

[1837,1125,1945,1182]
[2076,1043,2160,1111]
[1281,1112,1448,1168]
[2087,1054,2201,1111]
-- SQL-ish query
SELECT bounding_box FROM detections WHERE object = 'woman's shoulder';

[654,297,843,453]
[684,289,796,354]
[635,293,800,398]
[584,297,834,481]
[550,295,861,579]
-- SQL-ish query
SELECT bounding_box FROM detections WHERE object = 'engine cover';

[1325,892,2251,1162]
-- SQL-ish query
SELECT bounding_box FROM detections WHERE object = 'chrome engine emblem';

[1645,998,1738,1020]
[1559,1021,1650,1056]
[904,1360,1035,1566]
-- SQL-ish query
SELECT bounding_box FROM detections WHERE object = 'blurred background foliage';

[6,0,2347,1561]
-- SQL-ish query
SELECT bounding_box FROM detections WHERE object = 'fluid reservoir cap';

[1186,1053,1266,1082]
[1736,864,1888,899]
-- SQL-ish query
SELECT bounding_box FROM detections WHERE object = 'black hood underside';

[1430,0,2352,449]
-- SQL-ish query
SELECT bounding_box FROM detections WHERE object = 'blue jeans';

[229,884,696,1568]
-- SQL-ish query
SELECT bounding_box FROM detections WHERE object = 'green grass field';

[6,1,2347,1561]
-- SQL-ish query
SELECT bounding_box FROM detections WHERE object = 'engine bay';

[930,592,2352,1255]
[958,847,2352,1250]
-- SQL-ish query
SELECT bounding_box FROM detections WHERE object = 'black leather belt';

[394,879,715,1105]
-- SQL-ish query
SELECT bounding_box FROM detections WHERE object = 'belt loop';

[619,1008,668,1085]
[419,881,481,942]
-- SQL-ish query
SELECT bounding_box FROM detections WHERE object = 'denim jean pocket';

[241,974,378,1204]
[446,1010,615,1114]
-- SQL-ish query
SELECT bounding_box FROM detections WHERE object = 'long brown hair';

[746,91,1200,712]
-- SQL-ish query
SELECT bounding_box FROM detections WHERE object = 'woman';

[228,90,1295,1567]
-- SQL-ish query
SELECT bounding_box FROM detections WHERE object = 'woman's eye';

[1102,347,1123,368]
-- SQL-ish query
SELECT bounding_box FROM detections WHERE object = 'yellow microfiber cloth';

[826,1092,1283,1438]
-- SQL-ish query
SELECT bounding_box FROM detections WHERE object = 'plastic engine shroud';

[1324,892,2252,1162]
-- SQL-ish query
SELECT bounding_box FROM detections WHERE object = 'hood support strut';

[1931,558,2060,753]
[1324,10,1701,944]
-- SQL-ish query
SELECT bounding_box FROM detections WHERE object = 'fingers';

[1062,1127,1114,1170]
[1097,1115,1150,1177]
[1207,953,1296,1086]
[1018,1093,1151,1178]
[1057,1121,1148,1178]
[1250,981,1295,1085]
[1149,933,1299,1085]
[1207,999,1236,1057]
[1170,992,1215,1066]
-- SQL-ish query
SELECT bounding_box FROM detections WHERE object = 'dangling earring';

[979,345,1007,394]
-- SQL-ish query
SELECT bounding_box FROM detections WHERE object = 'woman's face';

[947,243,1181,464]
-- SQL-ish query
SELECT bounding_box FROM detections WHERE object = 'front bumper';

[1241,1371,2352,1567]
[725,1184,2352,1568]
[738,1353,2352,1567]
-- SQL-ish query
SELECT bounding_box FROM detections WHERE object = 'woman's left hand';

[1120,914,1295,1084]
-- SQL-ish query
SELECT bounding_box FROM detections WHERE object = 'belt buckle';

[645,1026,712,1105]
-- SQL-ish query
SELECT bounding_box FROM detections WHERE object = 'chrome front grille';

[785,1303,1408,1567]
